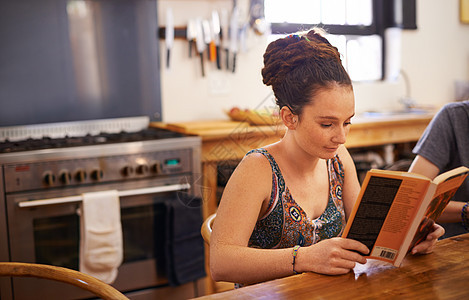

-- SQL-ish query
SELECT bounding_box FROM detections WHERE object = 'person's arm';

[407,154,445,254]
[409,155,465,223]
[210,152,369,285]
[408,155,440,179]
[210,153,295,284]
[437,201,466,223]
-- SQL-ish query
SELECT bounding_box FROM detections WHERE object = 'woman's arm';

[209,153,296,284]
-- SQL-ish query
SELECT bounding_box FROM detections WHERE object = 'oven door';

[5,177,194,299]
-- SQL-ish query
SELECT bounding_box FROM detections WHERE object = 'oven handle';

[17,183,191,208]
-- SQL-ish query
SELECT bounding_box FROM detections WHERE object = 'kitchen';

[1,0,469,299]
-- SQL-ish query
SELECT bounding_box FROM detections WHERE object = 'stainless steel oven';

[0,128,204,299]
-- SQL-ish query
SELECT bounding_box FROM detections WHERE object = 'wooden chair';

[0,262,128,300]
[201,213,216,245]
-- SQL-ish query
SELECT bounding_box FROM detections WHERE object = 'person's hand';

[410,222,445,255]
[299,237,369,275]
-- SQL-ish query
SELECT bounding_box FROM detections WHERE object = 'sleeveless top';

[247,148,346,249]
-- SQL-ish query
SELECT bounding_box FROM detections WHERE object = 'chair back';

[201,213,216,245]
[0,262,128,300]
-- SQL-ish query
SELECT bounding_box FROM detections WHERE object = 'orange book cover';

[342,166,469,266]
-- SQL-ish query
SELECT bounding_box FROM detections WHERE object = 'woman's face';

[294,85,355,159]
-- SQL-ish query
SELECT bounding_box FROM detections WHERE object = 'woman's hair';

[261,28,352,116]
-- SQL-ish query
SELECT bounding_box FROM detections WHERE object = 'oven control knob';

[43,171,56,186]
[90,169,104,181]
[151,161,162,174]
[59,170,72,184]
[121,166,134,177]
[136,164,149,175]
[74,169,87,182]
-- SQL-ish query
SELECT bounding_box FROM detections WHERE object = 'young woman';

[210,29,444,286]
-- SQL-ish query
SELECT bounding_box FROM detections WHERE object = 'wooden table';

[195,233,469,299]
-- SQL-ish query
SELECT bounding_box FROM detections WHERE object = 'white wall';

[158,0,469,123]
[402,0,469,106]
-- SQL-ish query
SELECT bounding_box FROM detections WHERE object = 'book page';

[432,166,469,184]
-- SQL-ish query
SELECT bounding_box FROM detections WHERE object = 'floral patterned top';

[247,148,346,249]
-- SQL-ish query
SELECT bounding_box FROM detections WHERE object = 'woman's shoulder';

[231,148,271,176]
[222,150,273,206]
[241,148,274,172]
[246,148,272,159]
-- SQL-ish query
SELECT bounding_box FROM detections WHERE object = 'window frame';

[269,0,382,36]
[267,0,416,81]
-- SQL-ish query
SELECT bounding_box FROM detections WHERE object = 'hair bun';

[262,29,342,88]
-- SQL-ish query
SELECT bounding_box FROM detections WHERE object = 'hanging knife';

[220,9,230,70]
[187,19,197,58]
[195,18,206,77]
[202,19,212,64]
[165,7,174,69]
[211,10,221,69]
[230,6,239,73]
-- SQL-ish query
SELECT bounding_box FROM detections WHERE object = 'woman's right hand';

[297,237,369,275]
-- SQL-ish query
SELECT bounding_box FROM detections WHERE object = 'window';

[264,0,414,82]
[265,0,373,26]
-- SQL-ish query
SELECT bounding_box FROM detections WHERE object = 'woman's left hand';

[410,222,445,255]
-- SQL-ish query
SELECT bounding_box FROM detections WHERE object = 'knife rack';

[158,26,227,40]
[158,26,188,39]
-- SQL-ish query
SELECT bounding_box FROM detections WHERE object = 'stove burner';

[0,128,186,153]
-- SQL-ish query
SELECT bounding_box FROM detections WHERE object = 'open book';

[342,166,469,267]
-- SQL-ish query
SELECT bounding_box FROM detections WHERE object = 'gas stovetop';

[0,126,201,193]
[0,128,186,154]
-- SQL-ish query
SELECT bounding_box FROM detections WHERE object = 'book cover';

[342,166,469,266]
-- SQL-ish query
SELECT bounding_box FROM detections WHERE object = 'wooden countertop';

[151,112,435,162]
[152,112,434,140]
[195,233,469,299]
[346,112,434,148]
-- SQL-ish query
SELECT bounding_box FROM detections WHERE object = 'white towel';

[79,190,123,284]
